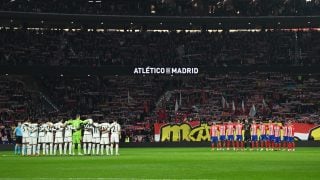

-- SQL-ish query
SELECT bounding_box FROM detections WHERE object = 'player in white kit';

[83,119,94,155]
[92,122,101,155]
[63,123,73,155]
[37,121,47,155]
[53,120,64,155]
[21,120,31,156]
[110,119,121,156]
[100,121,111,155]
[45,122,54,155]
[29,121,39,155]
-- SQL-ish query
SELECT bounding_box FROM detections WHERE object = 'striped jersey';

[268,123,274,135]
[260,124,266,135]
[251,124,258,136]
[219,125,226,136]
[274,125,281,137]
[210,125,218,137]
[288,126,294,137]
[235,124,243,135]
[283,125,288,136]
[226,124,234,136]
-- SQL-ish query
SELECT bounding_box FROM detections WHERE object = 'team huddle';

[15,114,121,156]
[210,120,295,151]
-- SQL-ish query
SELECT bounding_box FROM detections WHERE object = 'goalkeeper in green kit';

[65,114,90,155]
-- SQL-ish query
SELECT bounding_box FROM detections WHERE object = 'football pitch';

[1,147,320,180]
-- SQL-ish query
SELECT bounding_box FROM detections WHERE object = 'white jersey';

[83,123,94,135]
[64,125,73,138]
[45,123,54,143]
[110,122,121,134]
[21,122,30,138]
[29,123,39,138]
[54,122,64,138]
[38,123,47,137]
[100,123,110,137]
[92,123,101,138]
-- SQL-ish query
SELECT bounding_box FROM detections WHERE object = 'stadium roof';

[0,11,319,29]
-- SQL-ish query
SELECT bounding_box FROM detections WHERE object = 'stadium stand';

[1,0,320,16]
[1,29,320,66]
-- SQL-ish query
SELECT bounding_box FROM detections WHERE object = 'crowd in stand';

[1,71,320,144]
[1,29,320,66]
[159,72,320,124]
[1,0,320,16]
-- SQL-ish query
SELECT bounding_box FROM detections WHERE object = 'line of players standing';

[210,119,295,151]
[15,118,121,156]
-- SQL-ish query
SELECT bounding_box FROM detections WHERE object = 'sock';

[45,144,49,155]
[88,143,92,154]
[109,144,112,155]
[227,141,230,148]
[69,143,72,154]
[115,144,119,155]
[96,144,100,155]
[17,145,21,154]
[92,144,96,155]
[83,143,87,154]
[251,141,254,149]
[22,144,25,155]
[211,144,214,149]
[64,143,67,154]
[50,144,53,155]
[59,144,62,155]
[37,144,41,154]
[101,145,104,155]
[77,144,82,155]
[32,145,36,155]
[54,144,57,155]
[292,142,295,149]
[27,144,31,155]
[256,142,259,149]
[15,144,18,154]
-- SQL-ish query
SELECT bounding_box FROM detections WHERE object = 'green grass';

[1,147,320,180]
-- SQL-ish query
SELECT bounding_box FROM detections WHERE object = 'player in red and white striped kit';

[210,122,219,151]
[274,122,281,151]
[250,120,259,151]
[235,120,244,151]
[287,121,295,151]
[226,121,235,151]
[267,120,275,151]
[218,123,226,150]
[259,121,267,151]
[282,122,289,151]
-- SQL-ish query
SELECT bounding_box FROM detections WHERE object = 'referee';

[243,119,251,149]
[13,122,23,155]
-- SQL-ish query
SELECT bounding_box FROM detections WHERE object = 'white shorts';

[55,137,63,143]
[30,137,38,145]
[92,137,100,144]
[45,134,54,143]
[100,136,110,145]
[110,134,119,143]
[22,137,30,144]
[83,134,93,143]
[64,136,72,143]
[38,136,46,143]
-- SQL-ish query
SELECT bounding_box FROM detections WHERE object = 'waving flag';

[249,104,256,117]
[175,99,179,113]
